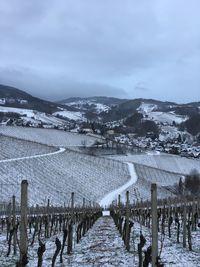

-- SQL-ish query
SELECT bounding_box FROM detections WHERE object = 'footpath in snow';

[68,215,133,266]
[0,147,65,163]
[99,162,137,207]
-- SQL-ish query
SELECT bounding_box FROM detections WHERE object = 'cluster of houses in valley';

[113,133,200,158]
[0,98,28,105]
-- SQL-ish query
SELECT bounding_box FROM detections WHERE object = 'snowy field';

[147,111,188,124]
[0,135,57,160]
[0,106,66,125]
[131,221,200,267]
[0,126,199,266]
[109,153,200,175]
[0,126,101,147]
[137,102,188,124]
[120,164,177,201]
[53,110,86,121]
[0,148,130,206]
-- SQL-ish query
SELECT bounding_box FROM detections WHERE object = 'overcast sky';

[0,0,200,103]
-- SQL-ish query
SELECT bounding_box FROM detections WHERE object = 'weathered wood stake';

[125,191,130,251]
[151,183,158,267]
[19,180,28,266]
[183,197,187,248]
[12,195,17,255]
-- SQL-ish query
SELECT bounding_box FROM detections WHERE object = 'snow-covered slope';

[0,106,68,127]
[53,110,86,121]
[0,148,130,205]
[65,99,111,114]
[137,102,188,124]
[109,153,200,175]
[0,126,100,147]
[0,135,57,160]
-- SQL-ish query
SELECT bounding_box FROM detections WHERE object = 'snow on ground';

[109,153,200,175]
[0,149,130,205]
[0,216,133,267]
[0,106,35,117]
[0,147,65,163]
[66,100,110,114]
[53,110,86,121]
[0,126,101,147]
[137,102,157,113]
[147,111,188,124]
[0,135,57,160]
[0,106,66,125]
[131,221,200,267]
[125,164,178,201]
[99,163,137,207]
[68,216,133,267]
[137,102,188,125]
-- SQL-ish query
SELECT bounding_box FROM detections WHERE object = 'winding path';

[99,162,138,207]
[0,147,66,163]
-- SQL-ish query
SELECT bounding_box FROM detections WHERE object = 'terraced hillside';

[0,126,101,147]
[0,135,57,160]
[126,164,180,200]
[110,153,200,175]
[0,148,130,206]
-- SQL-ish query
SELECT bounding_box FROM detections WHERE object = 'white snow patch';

[148,111,188,124]
[53,110,86,121]
[102,210,110,216]
[99,162,137,207]
[137,102,157,113]
[0,147,65,163]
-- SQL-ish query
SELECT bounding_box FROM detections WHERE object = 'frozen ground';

[131,221,200,267]
[0,135,57,160]
[53,110,86,121]
[137,102,188,124]
[0,148,130,206]
[109,153,200,175]
[2,215,199,267]
[0,126,101,147]
[99,162,137,207]
[0,106,66,126]
[68,216,133,266]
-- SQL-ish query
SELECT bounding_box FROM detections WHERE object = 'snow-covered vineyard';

[0,126,200,266]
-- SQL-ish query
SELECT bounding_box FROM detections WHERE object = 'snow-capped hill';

[53,110,86,121]
[0,84,74,114]
[137,102,188,125]
[137,102,158,113]
[0,106,69,128]
[66,100,111,114]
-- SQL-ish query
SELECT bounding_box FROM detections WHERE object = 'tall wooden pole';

[83,198,85,209]
[19,180,28,265]
[183,197,187,248]
[151,183,158,267]
[125,191,130,251]
[46,198,50,238]
[12,195,17,255]
[67,192,74,254]
[7,201,12,241]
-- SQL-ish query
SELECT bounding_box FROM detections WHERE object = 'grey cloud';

[0,0,200,102]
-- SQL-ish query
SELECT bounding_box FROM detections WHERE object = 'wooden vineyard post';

[82,198,85,209]
[151,183,158,267]
[12,195,17,255]
[183,197,187,248]
[19,180,28,266]
[118,195,121,210]
[46,199,50,238]
[125,191,130,251]
[67,192,74,254]
[7,202,12,241]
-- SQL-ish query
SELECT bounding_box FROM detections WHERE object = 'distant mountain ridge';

[0,84,75,113]
[0,84,200,136]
